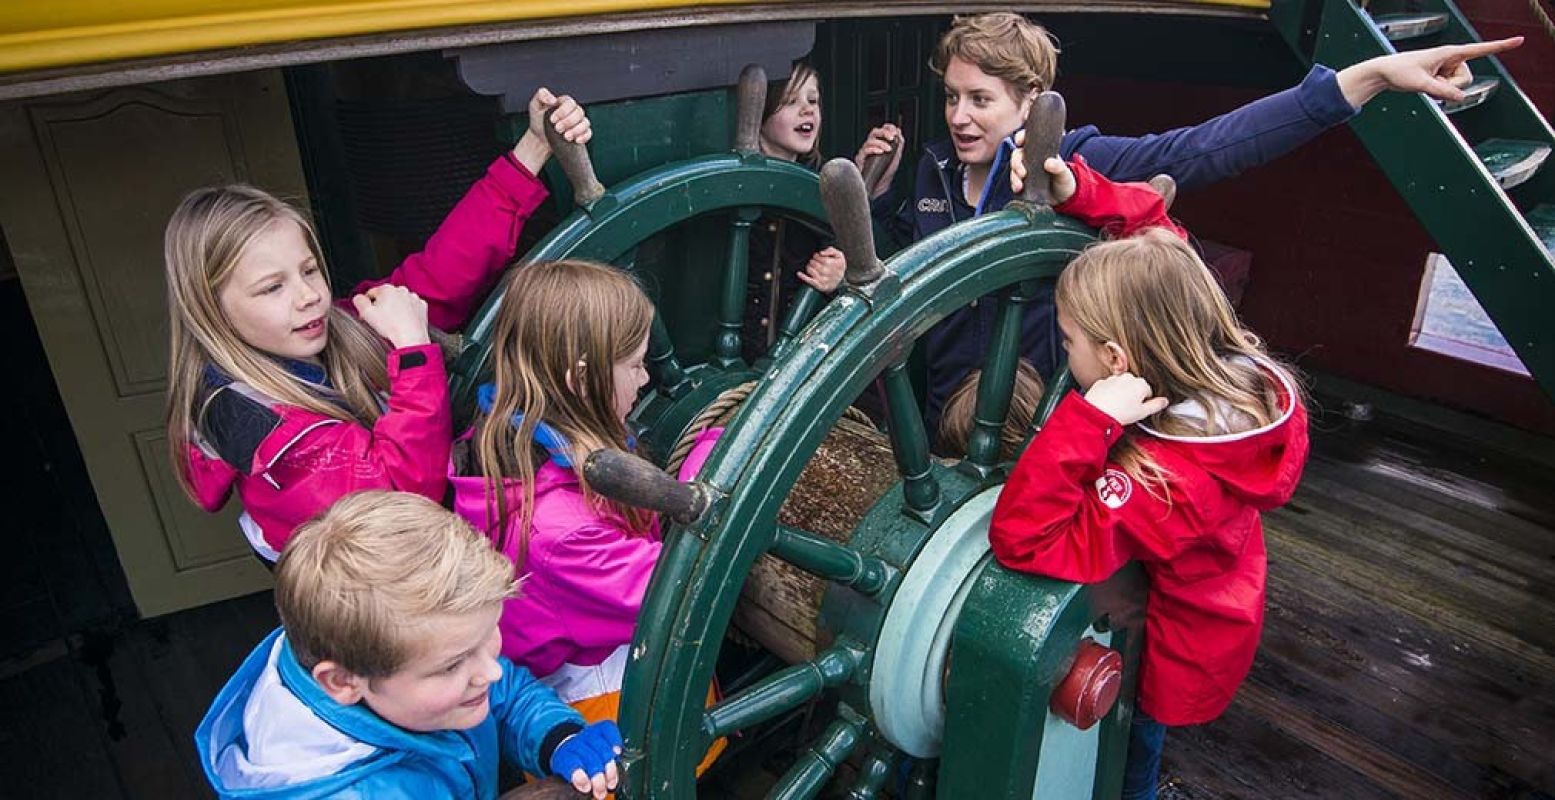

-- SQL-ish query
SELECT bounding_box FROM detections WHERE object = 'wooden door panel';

[0,71,307,616]
[30,89,247,395]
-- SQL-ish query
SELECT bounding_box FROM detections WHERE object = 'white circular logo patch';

[1095,469,1133,509]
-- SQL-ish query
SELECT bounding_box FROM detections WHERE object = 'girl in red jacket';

[988,174,1309,798]
[164,88,590,562]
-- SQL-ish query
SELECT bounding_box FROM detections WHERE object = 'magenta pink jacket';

[450,430,722,679]
[185,154,548,558]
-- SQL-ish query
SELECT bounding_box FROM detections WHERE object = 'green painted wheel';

[615,186,1149,798]
[448,150,832,455]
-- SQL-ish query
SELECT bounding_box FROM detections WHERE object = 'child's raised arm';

[1010,134,1184,239]
[355,87,592,331]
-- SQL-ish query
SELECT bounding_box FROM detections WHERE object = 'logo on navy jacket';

[917,197,951,215]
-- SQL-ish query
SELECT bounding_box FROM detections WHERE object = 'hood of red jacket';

[1138,363,1309,511]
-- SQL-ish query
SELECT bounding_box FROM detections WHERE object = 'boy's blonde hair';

[275,491,517,676]
[938,359,1047,461]
[163,186,391,497]
[1056,229,1298,496]
[931,13,1060,97]
[475,259,656,566]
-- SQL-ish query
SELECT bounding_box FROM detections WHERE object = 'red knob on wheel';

[1050,638,1123,730]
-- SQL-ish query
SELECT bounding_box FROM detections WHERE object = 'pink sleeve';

[259,343,452,516]
[352,154,550,331]
[540,523,663,651]
[675,427,724,481]
[185,445,237,512]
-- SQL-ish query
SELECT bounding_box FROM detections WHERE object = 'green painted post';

[768,708,867,800]
[965,280,1036,473]
[1028,366,1072,432]
[767,286,824,364]
[701,645,862,740]
[647,315,692,399]
[771,525,894,596]
[939,561,1146,799]
[883,361,940,521]
[844,745,895,800]
[716,206,762,368]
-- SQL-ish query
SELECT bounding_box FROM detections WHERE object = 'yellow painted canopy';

[0,0,1270,76]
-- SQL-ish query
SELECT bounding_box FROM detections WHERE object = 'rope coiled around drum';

[663,381,899,663]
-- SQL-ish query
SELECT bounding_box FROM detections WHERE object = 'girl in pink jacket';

[166,88,590,562]
[449,258,724,774]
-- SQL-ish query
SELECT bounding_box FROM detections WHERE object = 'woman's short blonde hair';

[931,13,1060,97]
[275,491,517,676]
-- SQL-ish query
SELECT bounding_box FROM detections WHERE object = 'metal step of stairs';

[1368,11,1450,41]
[1440,77,1500,114]
[1473,139,1552,190]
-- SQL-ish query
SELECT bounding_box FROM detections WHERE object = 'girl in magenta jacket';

[166,88,590,562]
[988,217,1308,800]
[449,258,724,773]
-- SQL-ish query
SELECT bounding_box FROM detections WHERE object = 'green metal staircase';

[1272,0,1555,398]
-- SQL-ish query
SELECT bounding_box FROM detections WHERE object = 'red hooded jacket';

[990,161,1307,724]
[989,369,1308,725]
[184,154,548,559]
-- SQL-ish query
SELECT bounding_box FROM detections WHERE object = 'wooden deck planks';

[1165,422,1555,798]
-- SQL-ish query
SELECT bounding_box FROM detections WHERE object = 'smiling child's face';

[358,604,506,732]
[218,218,332,362]
[760,74,821,161]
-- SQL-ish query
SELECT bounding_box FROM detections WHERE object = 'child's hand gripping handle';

[820,158,886,286]
[858,131,901,196]
[545,106,605,207]
[1019,91,1067,207]
[583,449,712,526]
[734,63,766,155]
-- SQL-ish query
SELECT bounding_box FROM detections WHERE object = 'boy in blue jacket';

[196,491,621,799]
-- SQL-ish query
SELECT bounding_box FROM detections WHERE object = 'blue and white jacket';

[196,628,584,799]
[871,65,1359,430]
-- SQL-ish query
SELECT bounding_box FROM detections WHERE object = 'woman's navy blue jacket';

[871,65,1357,431]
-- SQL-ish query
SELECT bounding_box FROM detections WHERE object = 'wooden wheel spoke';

[767,708,867,800]
[883,361,940,521]
[701,646,862,741]
[770,524,893,596]
[965,280,1037,474]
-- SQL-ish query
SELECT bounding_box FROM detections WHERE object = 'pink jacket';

[450,429,722,679]
[186,154,549,558]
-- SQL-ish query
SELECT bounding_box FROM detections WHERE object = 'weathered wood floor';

[1163,417,1555,800]
[0,414,1550,799]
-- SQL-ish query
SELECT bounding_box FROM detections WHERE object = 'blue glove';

[549,720,622,783]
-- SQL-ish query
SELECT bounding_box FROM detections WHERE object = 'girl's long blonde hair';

[164,185,390,497]
[1056,228,1297,497]
[474,259,655,566]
